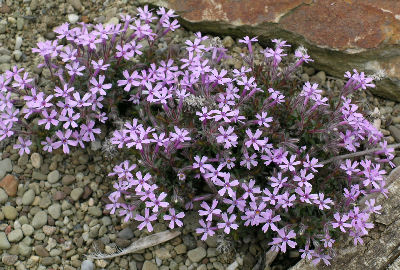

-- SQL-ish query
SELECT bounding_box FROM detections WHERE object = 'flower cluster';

[0,5,394,266]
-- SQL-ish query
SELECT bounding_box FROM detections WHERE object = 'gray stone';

[207,248,217,257]
[30,153,42,169]
[0,55,11,63]
[2,205,17,220]
[8,229,23,242]
[48,204,61,219]
[21,224,34,236]
[18,242,31,256]
[0,20,6,34]
[142,261,158,270]
[16,18,24,31]
[183,234,197,250]
[13,50,22,62]
[175,244,187,255]
[70,187,83,201]
[0,232,10,249]
[389,126,400,142]
[47,170,60,184]
[2,254,18,265]
[32,171,47,181]
[118,227,134,240]
[91,140,102,151]
[0,158,12,173]
[205,235,217,248]
[81,260,94,270]
[0,188,8,203]
[69,0,84,12]
[88,206,102,217]
[187,247,206,263]
[227,261,239,270]
[31,211,47,229]
[155,247,171,260]
[61,175,75,185]
[22,189,35,205]
[15,36,22,50]
[222,36,234,48]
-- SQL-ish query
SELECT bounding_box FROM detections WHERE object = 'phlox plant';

[0,5,395,266]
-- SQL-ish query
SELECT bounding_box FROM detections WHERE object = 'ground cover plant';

[0,5,395,266]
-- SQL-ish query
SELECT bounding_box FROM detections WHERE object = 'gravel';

[187,247,207,263]
[21,189,35,205]
[8,229,23,243]
[0,188,8,203]
[31,211,47,229]
[2,205,18,220]
[0,232,11,250]
[47,170,60,184]
[81,259,95,270]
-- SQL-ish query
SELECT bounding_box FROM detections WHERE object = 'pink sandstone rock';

[141,0,400,101]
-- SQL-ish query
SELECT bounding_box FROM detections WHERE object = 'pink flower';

[268,228,297,253]
[245,129,264,151]
[163,208,185,229]
[217,213,238,234]
[214,173,239,197]
[135,208,158,232]
[199,199,221,221]
[90,75,112,95]
[196,219,215,241]
[13,137,32,156]
[145,192,169,212]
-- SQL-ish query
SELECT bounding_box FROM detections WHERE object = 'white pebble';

[68,14,79,24]
[15,36,22,50]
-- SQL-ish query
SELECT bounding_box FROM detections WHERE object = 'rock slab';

[141,0,400,101]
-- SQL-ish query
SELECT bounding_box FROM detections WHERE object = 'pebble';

[81,260,94,270]
[227,261,239,270]
[47,170,60,184]
[30,153,42,169]
[88,206,102,217]
[0,55,11,63]
[13,50,22,61]
[31,211,47,229]
[91,140,102,151]
[70,187,83,201]
[155,247,172,260]
[118,227,134,240]
[2,254,18,265]
[43,225,56,235]
[32,171,47,181]
[8,228,23,242]
[18,242,31,256]
[34,245,49,257]
[21,224,34,236]
[222,36,234,48]
[22,189,35,205]
[68,14,80,24]
[0,158,12,173]
[69,0,84,12]
[16,17,24,31]
[0,188,8,203]
[389,126,400,142]
[142,261,158,270]
[2,205,18,220]
[0,174,18,196]
[61,175,75,185]
[15,36,22,50]
[188,247,206,263]
[0,232,10,249]
[48,203,61,219]
[175,244,187,254]
[0,20,6,34]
